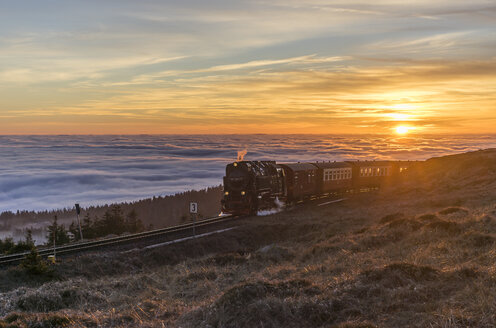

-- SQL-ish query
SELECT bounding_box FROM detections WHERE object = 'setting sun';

[395,126,411,134]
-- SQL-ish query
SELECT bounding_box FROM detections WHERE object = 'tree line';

[47,205,145,246]
[0,205,145,254]
[0,186,223,231]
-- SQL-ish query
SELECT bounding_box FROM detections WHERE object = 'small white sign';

[190,202,198,214]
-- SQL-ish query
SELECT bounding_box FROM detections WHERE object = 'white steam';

[257,197,286,216]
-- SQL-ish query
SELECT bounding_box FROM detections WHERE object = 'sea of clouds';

[0,134,495,213]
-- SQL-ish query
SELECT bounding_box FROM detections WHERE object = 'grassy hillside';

[1,149,496,327]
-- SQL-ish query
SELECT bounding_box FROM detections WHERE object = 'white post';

[190,202,198,238]
[192,213,196,237]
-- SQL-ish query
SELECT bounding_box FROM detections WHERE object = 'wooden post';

[75,203,83,241]
[53,227,56,262]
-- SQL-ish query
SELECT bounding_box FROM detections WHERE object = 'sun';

[395,126,411,134]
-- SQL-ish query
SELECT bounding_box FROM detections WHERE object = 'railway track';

[0,214,233,266]
[0,190,359,267]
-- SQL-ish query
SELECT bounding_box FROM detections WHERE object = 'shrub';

[20,248,50,276]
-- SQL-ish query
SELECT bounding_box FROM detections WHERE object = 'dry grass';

[1,149,496,327]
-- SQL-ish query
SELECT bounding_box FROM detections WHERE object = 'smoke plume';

[237,149,248,161]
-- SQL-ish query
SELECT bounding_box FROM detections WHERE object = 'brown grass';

[1,149,496,327]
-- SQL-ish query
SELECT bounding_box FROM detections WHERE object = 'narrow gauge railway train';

[221,160,415,215]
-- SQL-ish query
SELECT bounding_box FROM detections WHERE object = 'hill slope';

[1,149,496,327]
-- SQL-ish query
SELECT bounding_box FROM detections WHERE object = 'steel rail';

[0,214,233,265]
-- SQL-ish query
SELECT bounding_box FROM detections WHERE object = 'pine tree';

[21,248,49,275]
[69,222,79,241]
[0,237,15,255]
[126,209,144,233]
[46,215,70,246]
[25,229,34,247]
[82,213,95,239]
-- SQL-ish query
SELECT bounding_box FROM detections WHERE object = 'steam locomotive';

[221,160,414,215]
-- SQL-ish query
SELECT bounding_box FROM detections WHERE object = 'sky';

[0,0,495,134]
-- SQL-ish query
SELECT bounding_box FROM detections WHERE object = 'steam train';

[221,160,415,215]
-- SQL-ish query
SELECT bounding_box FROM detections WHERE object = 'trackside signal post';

[190,202,198,237]
[75,203,83,241]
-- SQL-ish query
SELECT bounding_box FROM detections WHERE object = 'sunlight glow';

[395,126,412,134]
[386,113,414,121]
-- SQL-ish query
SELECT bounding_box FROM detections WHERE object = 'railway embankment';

[1,149,496,327]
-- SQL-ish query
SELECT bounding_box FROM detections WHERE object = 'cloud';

[0,0,495,134]
[1,133,496,212]
[45,57,496,134]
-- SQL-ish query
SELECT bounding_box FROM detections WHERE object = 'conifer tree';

[46,215,70,246]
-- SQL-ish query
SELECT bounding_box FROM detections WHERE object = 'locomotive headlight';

[241,191,246,195]
[233,162,238,167]
[224,191,229,196]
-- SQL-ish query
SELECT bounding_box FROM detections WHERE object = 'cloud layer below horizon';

[1,134,495,213]
[0,0,495,134]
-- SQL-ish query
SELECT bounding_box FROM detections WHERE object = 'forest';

[0,186,223,238]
